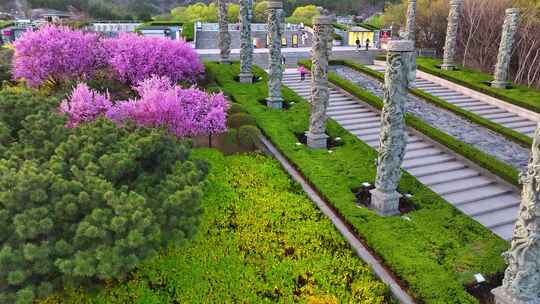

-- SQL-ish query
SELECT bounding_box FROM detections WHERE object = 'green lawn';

[42,150,391,304]
[415,57,540,114]
[205,62,508,304]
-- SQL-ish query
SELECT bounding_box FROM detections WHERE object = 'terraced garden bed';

[205,62,509,304]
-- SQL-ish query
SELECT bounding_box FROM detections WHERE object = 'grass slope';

[42,150,391,303]
[205,62,508,304]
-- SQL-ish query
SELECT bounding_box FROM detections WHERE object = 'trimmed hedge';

[299,59,520,186]
[205,62,508,304]
[415,57,540,114]
[331,59,532,147]
[181,22,194,42]
[44,150,391,303]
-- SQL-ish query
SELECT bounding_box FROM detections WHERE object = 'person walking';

[355,37,361,50]
[298,65,307,81]
[365,38,370,51]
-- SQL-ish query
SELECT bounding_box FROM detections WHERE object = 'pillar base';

[305,132,328,149]
[491,80,509,89]
[239,72,253,84]
[440,64,456,71]
[369,188,401,216]
[492,287,540,304]
[266,98,283,109]
[220,58,232,64]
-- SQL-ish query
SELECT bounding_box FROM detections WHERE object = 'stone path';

[367,64,538,138]
[282,70,520,241]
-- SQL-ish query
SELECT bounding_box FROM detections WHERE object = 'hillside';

[0,0,395,20]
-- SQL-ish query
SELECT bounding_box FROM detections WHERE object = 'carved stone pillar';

[402,0,417,88]
[370,40,414,216]
[218,0,231,64]
[266,0,284,109]
[239,0,254,83]
[492,8,520,89]
[441,0,463,71]
[492,122,540,304]
[306,14,333,149]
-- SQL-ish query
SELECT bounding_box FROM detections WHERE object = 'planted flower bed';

[42,149,391,303]
[205,62,509,304]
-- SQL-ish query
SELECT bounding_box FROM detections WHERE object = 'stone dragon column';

[492,122,540,304]
[370,40,414,216]
[266,0,284,109]
[492,8,520,89]
[441,0,463,71]
[306,13,333,149]
[239,0,254,83]
[402,0,417,88]
[218,0,231,64]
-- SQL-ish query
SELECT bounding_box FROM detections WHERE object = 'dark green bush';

[227,112,257,129]
[228,103,247,115]
[0,91,208,303]
[0,48,13,85]
[238,125,262,149]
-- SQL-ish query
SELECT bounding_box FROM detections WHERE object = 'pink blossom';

[107,76,229,137]
[13,25,107,87]
[104,34,204,85]
[60,83,112,128]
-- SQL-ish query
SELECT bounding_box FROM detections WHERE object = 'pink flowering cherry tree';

[13,25,107,87]
[60,76,229,141]
[59,83,112,128]
[104,34,204,85]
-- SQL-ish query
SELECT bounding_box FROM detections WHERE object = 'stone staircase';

[282,70,520,241]
[367,64,538,138]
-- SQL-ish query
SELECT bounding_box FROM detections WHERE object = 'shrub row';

[205,62,508,304]
[414,57,540,114]
[299,59,520,186]
[0,89,207,303]
[332,59,532,147]
[42,149,392,303]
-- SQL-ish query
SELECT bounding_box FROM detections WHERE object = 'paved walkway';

[282,70,520,241]
[368,63,539,138]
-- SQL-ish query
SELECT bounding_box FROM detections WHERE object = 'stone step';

[431,176,494,195]
[482,112,516,119]
[502,120,536,128]
[346,121,380,130]
[492,116,527,124]
[445,185,512,206]
[431,92,465,98]
[474,205,519,229]
[461,104,499,112]
[458,193,520,217]
[491,223,515,241]
[330,112,379,120]
[328,104,363,111]
[514,125,536,133]
[327,108,371,116]
[336,116,380,126]
[471,108,507,115]
[402,154,455,169]
[450,101,485,108]
[407,161,467,177]
[418,168,479,186]
[360,133,380,142]
[423,88,455,94]
[406,142,432,152]
[330,100,357,106]
[352,127,381,136]
[404,148,443,160]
